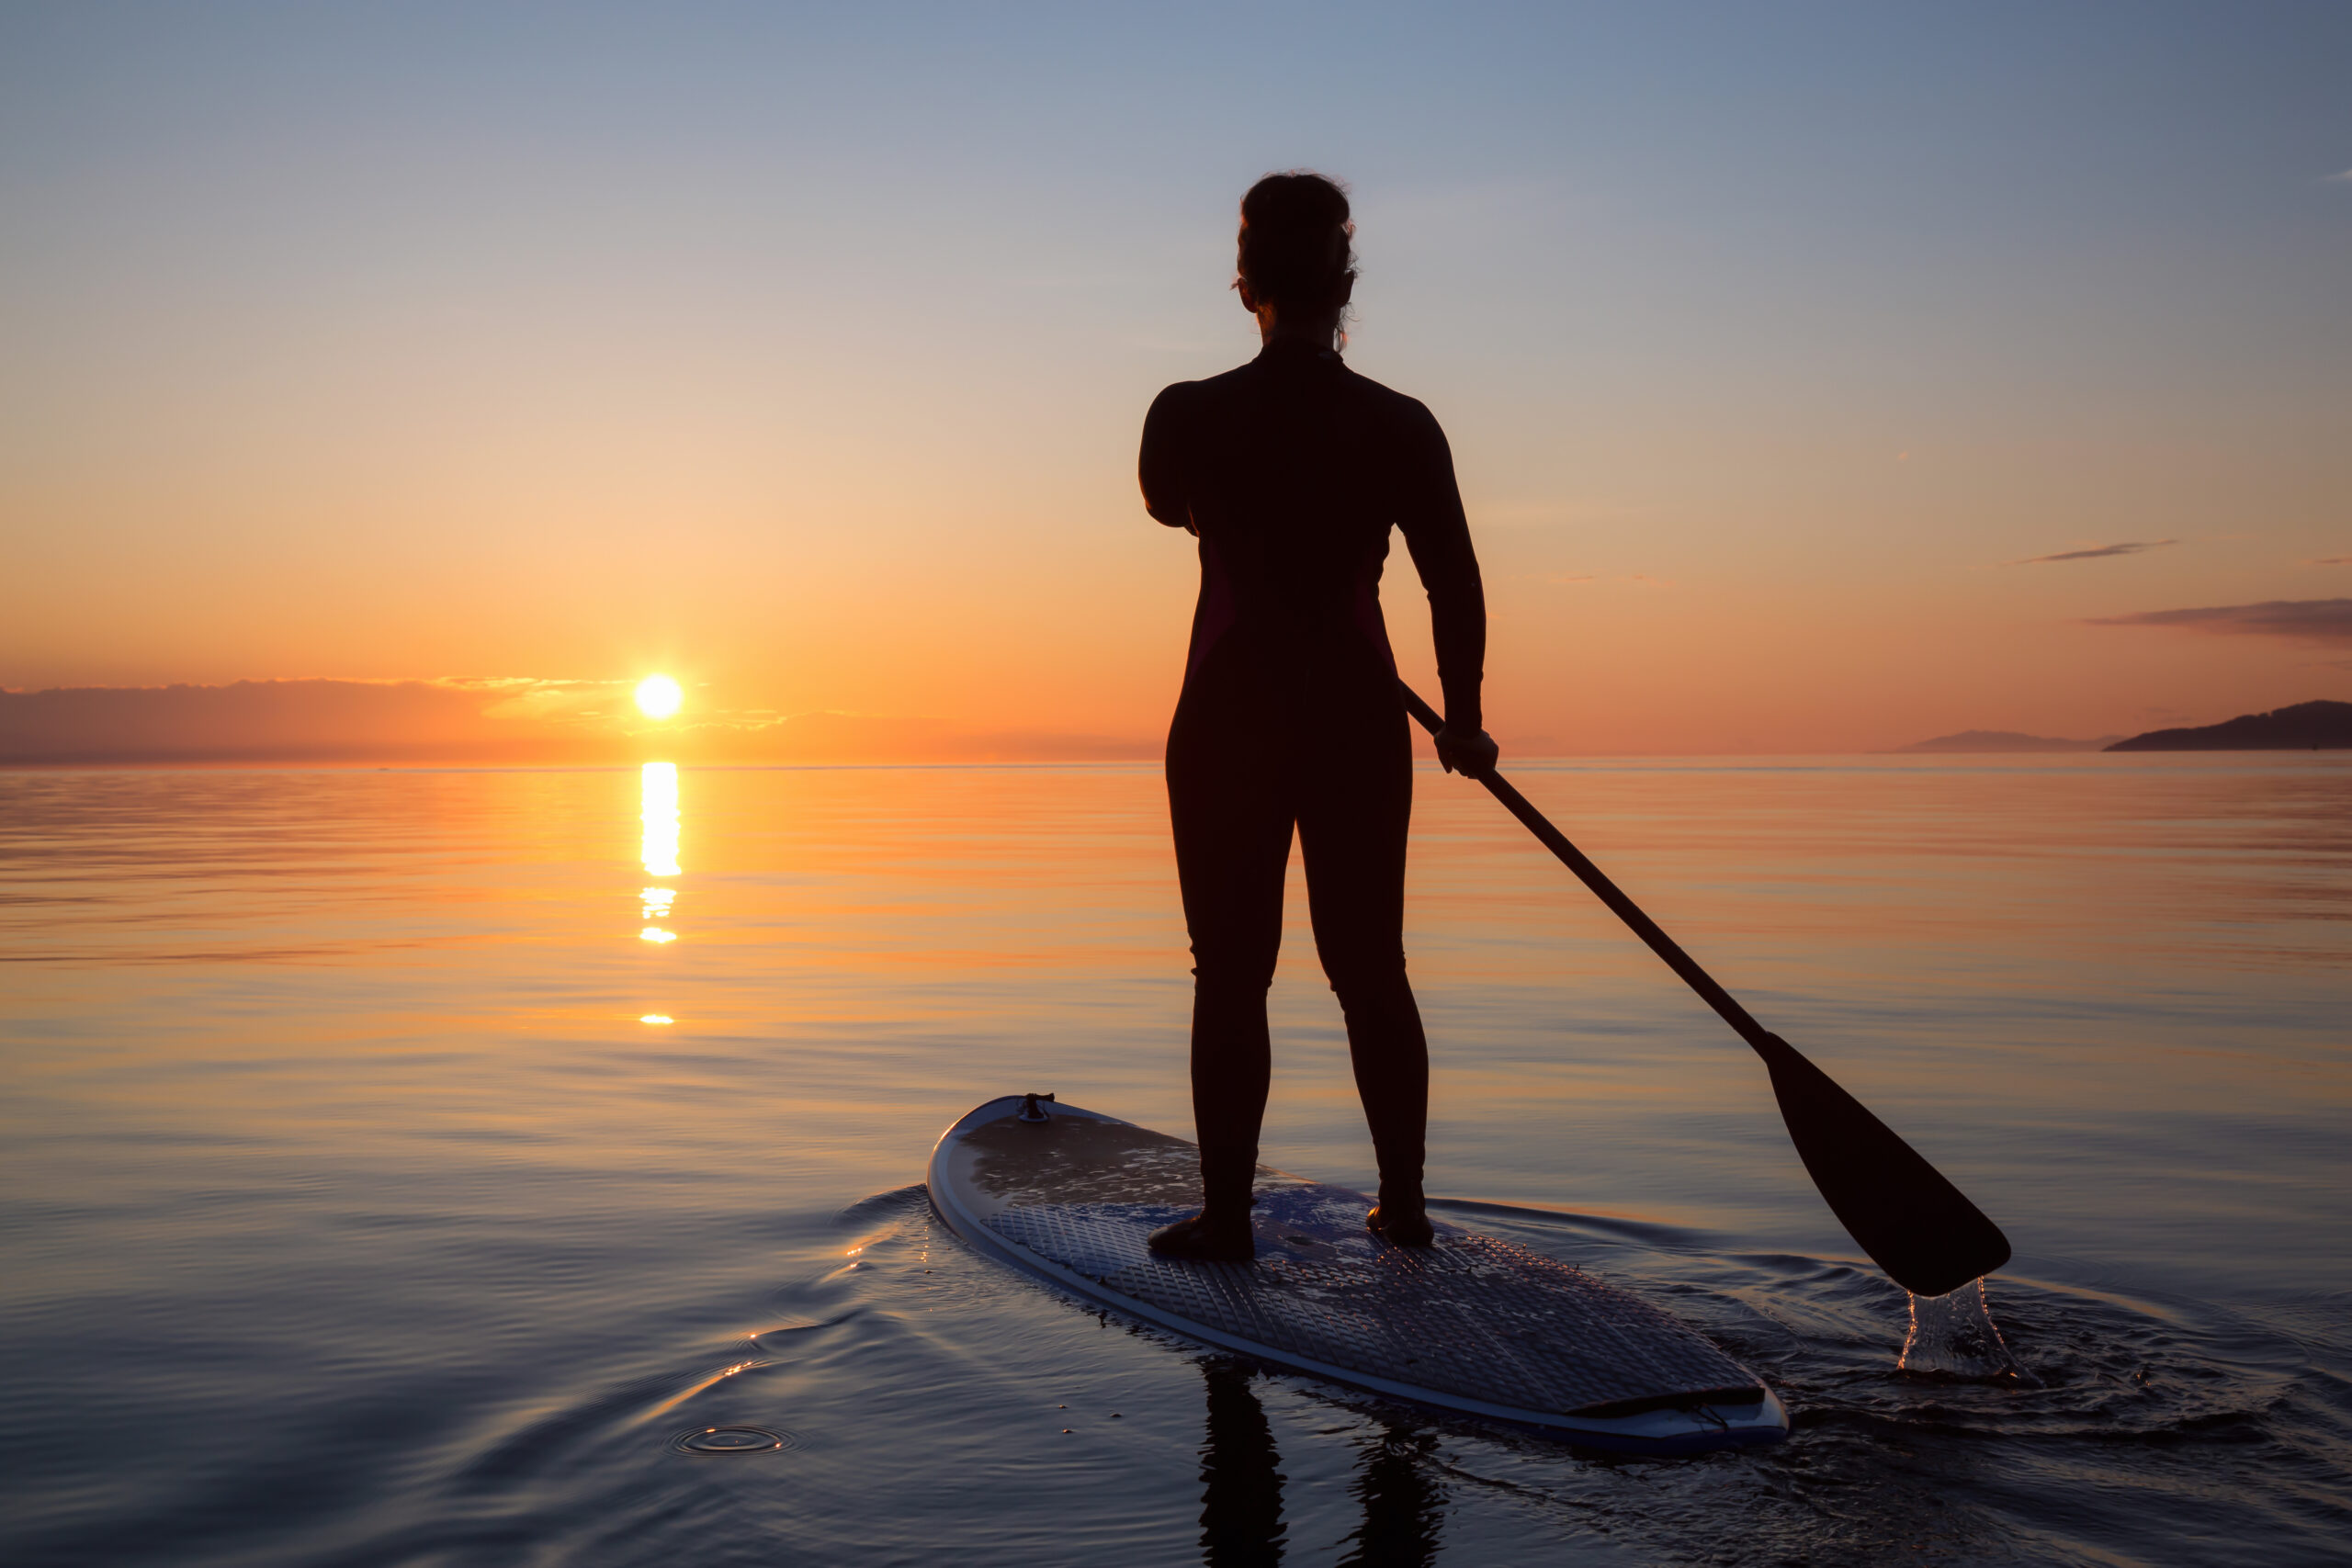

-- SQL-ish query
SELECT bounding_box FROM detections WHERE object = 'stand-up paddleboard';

[928,1094,1789,1455]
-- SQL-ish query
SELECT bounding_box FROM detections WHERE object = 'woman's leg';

[1297,704,1429,1229]
[1165,677,1293,1229]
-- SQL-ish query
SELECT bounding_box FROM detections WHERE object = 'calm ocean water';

[2,755,2346,1565]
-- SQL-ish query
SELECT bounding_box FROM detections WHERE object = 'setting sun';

[634,674,683,720]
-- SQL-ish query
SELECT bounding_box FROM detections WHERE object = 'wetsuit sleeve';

[1395,402,1487,729]
[1138,383,1193,530]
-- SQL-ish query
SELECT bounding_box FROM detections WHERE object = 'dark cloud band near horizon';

[2090,598,2352,644]
[0,680,1158,765]
[2010,540,2177,565]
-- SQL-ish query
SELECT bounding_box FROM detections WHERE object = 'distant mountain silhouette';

[2105,700,2352,751]
[1891,729,2124,753]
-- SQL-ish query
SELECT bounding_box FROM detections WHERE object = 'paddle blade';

[1754,1032,2010,1297]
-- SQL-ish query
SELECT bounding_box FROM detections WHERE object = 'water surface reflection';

[1201,1361,1286,1565]
[0,755,2344,1565]
[1195,1355,1449,1564]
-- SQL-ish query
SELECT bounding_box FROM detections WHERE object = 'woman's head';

[1235,171,1355,335]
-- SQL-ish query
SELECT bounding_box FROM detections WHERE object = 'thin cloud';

[2089,598,2352,645]
[2007,539,2176,565]
[2329,169,2352,183]
[2312,556,2352,566]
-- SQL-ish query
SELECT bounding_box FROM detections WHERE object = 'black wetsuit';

[1139,336,1487,1215]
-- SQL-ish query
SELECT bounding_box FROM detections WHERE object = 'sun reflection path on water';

[641,762,681,880]
[639,761,681,1020]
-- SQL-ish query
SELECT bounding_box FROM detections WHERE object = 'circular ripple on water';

[673,1426,794,1456]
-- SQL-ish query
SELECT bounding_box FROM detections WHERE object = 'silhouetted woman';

[1140,172,1496,1262]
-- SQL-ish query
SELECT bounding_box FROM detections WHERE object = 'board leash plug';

[1016,1092,1057,1123]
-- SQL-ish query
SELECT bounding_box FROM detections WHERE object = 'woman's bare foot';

[1366,1202,1434,1247]
[1148,1211,1256,1262]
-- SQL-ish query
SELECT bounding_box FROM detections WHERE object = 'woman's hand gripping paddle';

[1402,682,2010,1298]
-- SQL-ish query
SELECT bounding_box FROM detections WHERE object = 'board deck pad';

[930,1097,1786,1450]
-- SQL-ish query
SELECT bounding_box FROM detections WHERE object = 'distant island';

[1891,729,2124,754]
[2106,700,2352,751]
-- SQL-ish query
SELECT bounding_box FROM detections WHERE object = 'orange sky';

[4,6,2347,761]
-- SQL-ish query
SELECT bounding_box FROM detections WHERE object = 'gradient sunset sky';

[4,3,2347,758]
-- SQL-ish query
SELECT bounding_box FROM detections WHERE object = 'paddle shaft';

[1398,683,1771,1053]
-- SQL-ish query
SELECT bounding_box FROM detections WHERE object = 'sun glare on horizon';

[635,674,684,720]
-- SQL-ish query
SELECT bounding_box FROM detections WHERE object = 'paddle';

[1400,682,2010,1298]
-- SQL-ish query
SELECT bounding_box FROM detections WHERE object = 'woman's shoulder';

[1151,358,1260,402]
[1146,376,1204,411]
[1336,367,1448,450]
[1144,371,1214,422]
[1143,361,1263,438]
[1336,364,1437,420]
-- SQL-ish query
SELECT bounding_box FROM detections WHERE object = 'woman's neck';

[1256,308,1340,350]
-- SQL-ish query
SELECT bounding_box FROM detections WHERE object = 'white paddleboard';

[928,1094,1789,1455]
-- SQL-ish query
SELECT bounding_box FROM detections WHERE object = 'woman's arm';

[1138,383,1195,531]
[1395,401,1489,742]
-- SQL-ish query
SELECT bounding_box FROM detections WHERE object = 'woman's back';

[1139,337,1485,718]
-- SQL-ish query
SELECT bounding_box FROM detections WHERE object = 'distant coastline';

[2105,700,2352,751]
[1888,730,2122,754]
[1892,700,2352,754]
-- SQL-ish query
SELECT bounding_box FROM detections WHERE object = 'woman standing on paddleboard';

[1139,172,1496,1262]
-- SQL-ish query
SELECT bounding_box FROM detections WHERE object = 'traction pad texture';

[987,1184,1762,1418]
